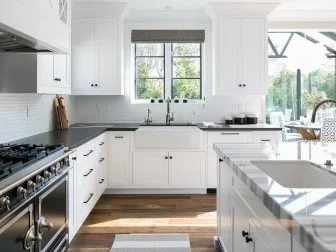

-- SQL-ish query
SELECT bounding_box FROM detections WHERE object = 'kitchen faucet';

[144,108,152,125]
[166,97,174,125]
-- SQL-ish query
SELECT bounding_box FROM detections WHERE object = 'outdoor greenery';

[135,43,201,100]
[267,66,335,120]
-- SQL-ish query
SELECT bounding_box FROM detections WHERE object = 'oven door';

[0,200,35,252]
[36,175,68,252]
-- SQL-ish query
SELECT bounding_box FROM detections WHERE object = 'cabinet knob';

[169,156,172,159]
[245,236,253,243]
[165,156,168,159]
[95,84,98,87]
[243,84,246,87]
[239,84,242,87]
[91,84,94,87]
[242,230,249,237]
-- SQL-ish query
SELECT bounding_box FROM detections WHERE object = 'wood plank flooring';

[68,194,217,252]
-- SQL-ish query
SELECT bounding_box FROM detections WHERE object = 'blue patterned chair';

[320,118,336,142]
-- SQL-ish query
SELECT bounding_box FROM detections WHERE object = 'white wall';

[0,94,76,143]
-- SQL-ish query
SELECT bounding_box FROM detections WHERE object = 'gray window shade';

[131,30,205,43]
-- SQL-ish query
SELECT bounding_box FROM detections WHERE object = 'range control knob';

[55,162,61,170]
[0,196,10,211]
[62,157,70,166]
[50,165,56,174]
[36,175,45,186]
[17,186,27,198]
[27,180,36,192]
[43,171,51,180]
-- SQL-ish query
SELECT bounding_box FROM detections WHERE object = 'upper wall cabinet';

[215,17,266,95]
[71,3,126,95]
[209,3,278,96]
[0,0,71,53]
[0,54,70,94]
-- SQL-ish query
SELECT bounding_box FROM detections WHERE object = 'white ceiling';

[73,0,336,21]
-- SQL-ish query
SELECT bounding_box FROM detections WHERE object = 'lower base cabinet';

[132,151,206,188]
[217,159,291,252]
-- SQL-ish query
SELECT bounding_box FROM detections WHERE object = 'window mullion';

[165,43,172,99]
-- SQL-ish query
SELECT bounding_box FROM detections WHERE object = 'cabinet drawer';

[77,140,97,166]
[207,131,252,149]
[252,131,280,143]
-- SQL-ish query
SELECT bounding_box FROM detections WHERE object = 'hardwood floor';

[68,194,217,252]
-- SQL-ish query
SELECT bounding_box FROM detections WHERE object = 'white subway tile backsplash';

[74,95,263,124]
[0,94,76,143]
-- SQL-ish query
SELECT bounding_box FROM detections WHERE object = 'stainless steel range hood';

[0,30,51,53]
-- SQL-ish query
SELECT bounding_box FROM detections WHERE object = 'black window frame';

[134,43,166,100]
[171,43,202,100]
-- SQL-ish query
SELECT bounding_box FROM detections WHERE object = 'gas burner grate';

[0,144,64,180]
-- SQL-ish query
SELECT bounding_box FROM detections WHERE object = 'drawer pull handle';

[84,169,93,177]
[83,150,94,157]
[261,139,270,142]
[115,136,124,139]
[99,158,105,163]
[99,142,105,146]
[220,133,240,135]
[99,179,105,184]
[84,193,93,204]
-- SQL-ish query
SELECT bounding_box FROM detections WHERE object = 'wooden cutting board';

[55,95,69,130]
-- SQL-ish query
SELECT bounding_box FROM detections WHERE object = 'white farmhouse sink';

[135,126,202,149]
[251,160,336,188]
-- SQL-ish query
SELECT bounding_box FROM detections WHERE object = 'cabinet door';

[168,152,206,188]
[241,18,266,95]
[54,54,70,93]
[108,134,130,187]
[231,191,251,252]
[94,18,120,94]
[37,54,56,93]
[249,220,273,252]
[133,151,169,187]
[72,18,95,92]
[215,18,241,95]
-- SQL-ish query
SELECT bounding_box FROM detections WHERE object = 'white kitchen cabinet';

[214,17,267,95]
[96,134,108,195]
[217,158,291,252]
[252,131,280,143]
[168,152,206,188]
[207,131,253,188]
[72,17,122,95]
[0,53,70,94]
[108,134,131,187]
[132,151,169,187]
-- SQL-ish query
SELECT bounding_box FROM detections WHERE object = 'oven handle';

[83,169,94,177]
[84,193,94,204]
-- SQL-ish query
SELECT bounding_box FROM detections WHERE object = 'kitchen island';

[214,142,336,252]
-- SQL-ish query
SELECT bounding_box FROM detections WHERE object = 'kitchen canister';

[246,113,258,124]
[234,114,246,125]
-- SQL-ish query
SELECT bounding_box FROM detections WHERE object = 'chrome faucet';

[165,97,174,125]
[144,108,152,125]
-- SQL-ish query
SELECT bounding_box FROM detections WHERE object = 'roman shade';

[131,30,205,43]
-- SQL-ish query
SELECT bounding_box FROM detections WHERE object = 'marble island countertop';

[214,142,336,252]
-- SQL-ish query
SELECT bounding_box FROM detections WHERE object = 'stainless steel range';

[0,143,73,252]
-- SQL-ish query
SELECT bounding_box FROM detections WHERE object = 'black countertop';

[10,123,280,149]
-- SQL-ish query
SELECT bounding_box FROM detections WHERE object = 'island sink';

[251,160,336,188]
